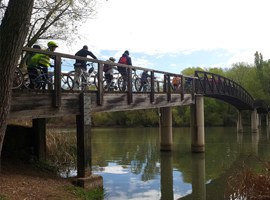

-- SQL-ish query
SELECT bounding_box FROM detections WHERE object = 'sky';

[58,0,270,74]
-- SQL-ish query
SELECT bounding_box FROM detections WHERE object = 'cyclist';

[74,45,97,88]
[117,50,132,91]
[138,70,151,92]
[103,57,117,90]
[172,76,181,91]
[27,41,58,89]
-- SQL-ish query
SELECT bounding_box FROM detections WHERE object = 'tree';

[1,0,97,67]
[25,0,97,47]
[0,0,34,159]
[1,0,96,47]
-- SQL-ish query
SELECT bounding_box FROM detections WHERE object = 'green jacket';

[29,53,51,68]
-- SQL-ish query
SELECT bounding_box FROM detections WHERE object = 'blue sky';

[57,0,270,74]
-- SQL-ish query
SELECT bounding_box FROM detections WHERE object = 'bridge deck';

[8,91,194,120]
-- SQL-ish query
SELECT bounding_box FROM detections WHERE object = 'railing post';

[180,75,184,101]
[163,75,167,92]
[167,75,171,102]
[127,68,133,104]
[53,55,62,108]
[191,78,195,100]
[150,71,155,103]
[97,62,103,105]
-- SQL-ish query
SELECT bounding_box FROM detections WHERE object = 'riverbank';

[0,159,77,200]
[0,159,103,200]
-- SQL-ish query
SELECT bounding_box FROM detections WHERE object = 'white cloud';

[59,0,270,70]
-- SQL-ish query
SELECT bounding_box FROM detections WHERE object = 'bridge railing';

[20,47,197,107]
[194,71,254,109]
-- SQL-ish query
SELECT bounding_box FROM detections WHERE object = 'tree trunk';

[0,0,34,159]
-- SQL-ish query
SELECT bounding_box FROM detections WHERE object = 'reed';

[46,129,77,175]
[225,157,270,199]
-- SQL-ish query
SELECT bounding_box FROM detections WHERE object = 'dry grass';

[225,157,270,200]
[46,129,77,176]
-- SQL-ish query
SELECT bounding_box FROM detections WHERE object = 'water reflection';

[160,151,173,200]
[52,126,270,199]
[191,153,206,200]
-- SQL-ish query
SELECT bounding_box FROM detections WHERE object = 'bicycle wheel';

[61,74,74,90]
[23,73,30,88]
[94,73,105,89]
[134,77,141,92]
[117,76,128,91]
[12,68,24,89]
[33,75,46,90]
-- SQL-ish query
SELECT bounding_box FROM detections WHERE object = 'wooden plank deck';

[8,90,194,120]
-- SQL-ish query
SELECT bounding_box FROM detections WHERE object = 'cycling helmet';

[109,57,116,62]
[47,41,58,48]
[83,45,88,50]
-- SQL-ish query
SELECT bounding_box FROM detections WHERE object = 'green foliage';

[0,195,8,200]
[181,67,204,76]
[207,67,225,76]
[65,186,106,200]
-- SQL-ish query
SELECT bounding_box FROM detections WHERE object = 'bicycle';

[68,63,97,91]
[12,67,24,89]
[117,69,140,92]
[135,76,158,92]
[103,71,120,92]
[27,67,74,90]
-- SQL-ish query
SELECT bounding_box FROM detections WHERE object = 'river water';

[63,126,270,200]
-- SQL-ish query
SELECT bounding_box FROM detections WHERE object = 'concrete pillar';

[160,152,173,200]
[159,107,173,151]
[237,110,243,133]
[257,114,262,129]
[192,153,206,200]
[190,95,205,153]
[251,110,258,133]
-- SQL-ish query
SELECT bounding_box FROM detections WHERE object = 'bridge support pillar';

[190,95,205,153]
[75,93,103,189]
[251,109,258,132]
[237,110,243,133]
[33,118,46,161]
[258,114,262,129]
[159,107,173,151]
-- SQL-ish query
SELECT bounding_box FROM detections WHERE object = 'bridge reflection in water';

[88,127,265,199]
[8,47,270,189]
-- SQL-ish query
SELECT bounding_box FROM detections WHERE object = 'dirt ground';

[0,159,80,200]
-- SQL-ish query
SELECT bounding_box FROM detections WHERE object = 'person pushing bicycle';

[27,41,58,88]
[74,45,97,88]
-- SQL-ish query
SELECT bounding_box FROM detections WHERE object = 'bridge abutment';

[159,107,173,151]
[190,95,205,153]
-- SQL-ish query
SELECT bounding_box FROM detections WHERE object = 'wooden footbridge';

[7,47,269,188]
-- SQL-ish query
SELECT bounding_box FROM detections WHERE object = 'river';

[59,126,270,200]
